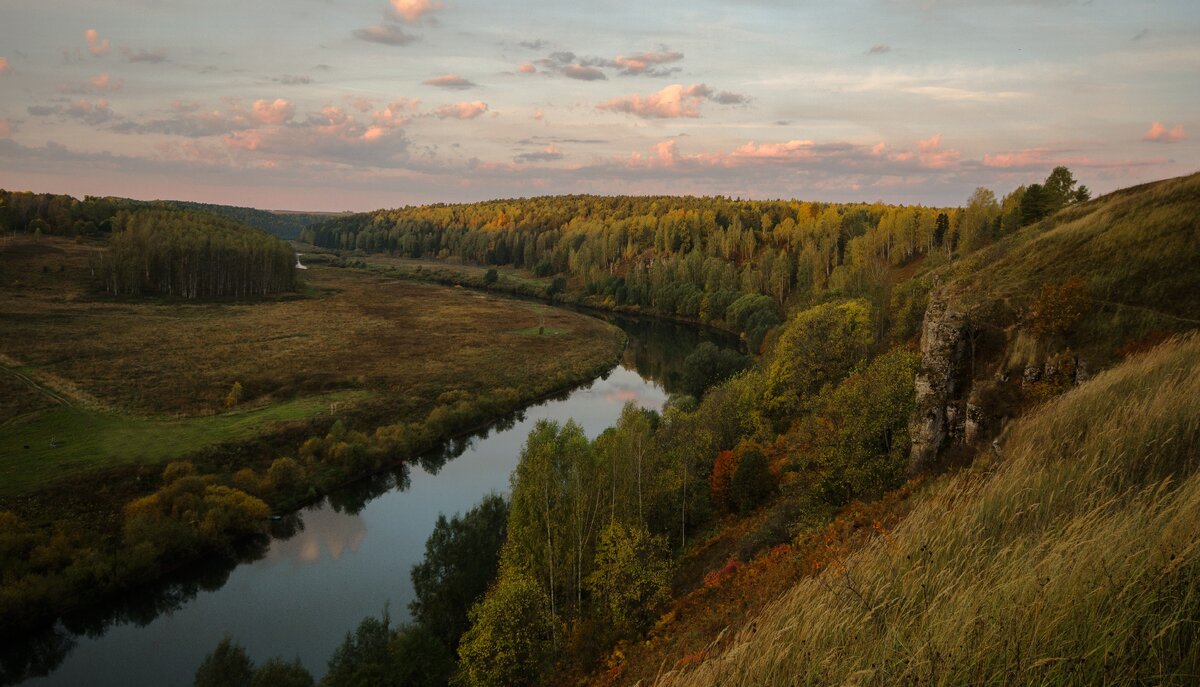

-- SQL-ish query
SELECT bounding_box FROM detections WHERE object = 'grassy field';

[0,236,623,502]
[0,390,369,499]
[657,334,1200,686]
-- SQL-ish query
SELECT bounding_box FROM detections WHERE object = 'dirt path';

[0,358,74,409]
[0,353,109,412]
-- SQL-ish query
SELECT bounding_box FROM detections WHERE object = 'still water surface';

[15,313,736,686]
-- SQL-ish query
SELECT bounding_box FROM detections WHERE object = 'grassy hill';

[587,173,1200,686]
[657,332,1200,686]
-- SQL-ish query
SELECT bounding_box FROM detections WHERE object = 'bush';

[730,446,773,514]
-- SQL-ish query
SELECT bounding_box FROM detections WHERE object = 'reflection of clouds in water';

[265,508,367,566]
[603,383,659,409]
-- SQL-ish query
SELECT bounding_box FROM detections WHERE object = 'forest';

[300,167,1085,348]
[99,209,297,298]
[0,189,324,242]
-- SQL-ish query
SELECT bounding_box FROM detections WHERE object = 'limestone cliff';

[908,289,971,473]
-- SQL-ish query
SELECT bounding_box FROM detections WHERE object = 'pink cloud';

[373,98,420,128]
[0,57,9,75]
[390,0,442,23]
[532,108,544,121]
[348,96,376,113]
[251,98,294,125]
[597,83,709,119]
[423,73,476,90]
[84,29,110,57]
[915,133,960,169]
[435,101,488,119]
[518,62,537,74]
[90,73,123,92]
[871,142,886,156]
[611,50,684,75]
[917,133,941,153]
[0,119,11,138]
[224,129,265,150]
[1142,121,1185,143]
[982,149,1050,168]
[729,140,817,162]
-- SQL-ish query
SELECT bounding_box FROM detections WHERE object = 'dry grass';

[1,237,616,417]
[0,236,622,499]
[943,172,1200,364]
[657,334,1200,686]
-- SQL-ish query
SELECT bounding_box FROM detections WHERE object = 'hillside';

[160,200,341,240]
[656,332,1200,686]
[572,172,1200,686]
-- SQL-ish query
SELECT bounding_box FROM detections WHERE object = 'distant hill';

[156,200,345,240]
[0,188,347,241]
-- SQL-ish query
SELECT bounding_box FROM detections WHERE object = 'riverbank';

[0,239,626,643]
[329,251,754,347]
[4,311,731,687]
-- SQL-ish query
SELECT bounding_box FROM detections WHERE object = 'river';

[8,313,739,686]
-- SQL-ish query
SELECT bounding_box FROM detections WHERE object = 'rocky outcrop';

[908,290,972,473]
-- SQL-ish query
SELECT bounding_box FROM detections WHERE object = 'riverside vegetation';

[185,169,1200,686]
[0,195,624,670]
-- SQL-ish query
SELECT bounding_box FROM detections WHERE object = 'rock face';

[909,291,972,473]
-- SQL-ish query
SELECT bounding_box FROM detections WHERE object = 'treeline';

[300,168,1088,348]
[0,189,329,242]
[162,201,338,240]
[98,209,297,298]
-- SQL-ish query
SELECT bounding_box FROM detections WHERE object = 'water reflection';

[9,312,740,687]
[264,508,367,567]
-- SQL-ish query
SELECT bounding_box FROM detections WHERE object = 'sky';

[0,0,1196,211]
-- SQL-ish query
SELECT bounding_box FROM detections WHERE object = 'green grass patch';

[0,390,369,498]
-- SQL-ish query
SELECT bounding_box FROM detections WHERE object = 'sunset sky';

[0,0,1196,211]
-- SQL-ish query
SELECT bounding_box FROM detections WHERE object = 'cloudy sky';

[0,0,1196,211]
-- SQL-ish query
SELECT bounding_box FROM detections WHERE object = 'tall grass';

[657,334,1200,686]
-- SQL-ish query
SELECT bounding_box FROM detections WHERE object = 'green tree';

[194,637,254,687]
[389,623,455,687]
[410,493,509,648]
[959,187,1000,253]
[811,348,921,504]
[250,659,314,687]
[322,612,395,687]
[456,568,560,687]
[762,299,874,427]
[586,523,674,636]
[680,341,751,398]
[1019,183,1049,225]
[505,420,592,622]
[483,268,498,285]
[1042,166,1077,212]
[730,446,773,514]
